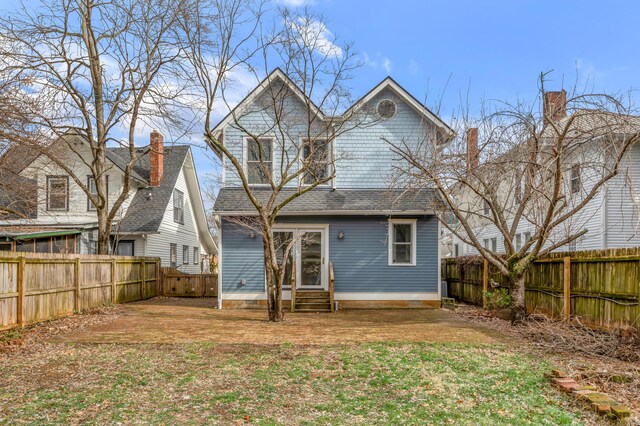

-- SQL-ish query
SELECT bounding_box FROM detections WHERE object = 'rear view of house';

[213,69,453,309]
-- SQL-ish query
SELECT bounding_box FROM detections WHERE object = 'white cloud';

[288,17,342,58]
[277,0,314,6]
[363,51,392,74]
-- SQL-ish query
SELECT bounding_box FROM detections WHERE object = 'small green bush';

[484,288,512,310]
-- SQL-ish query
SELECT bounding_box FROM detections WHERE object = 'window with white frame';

[524,231,531,247]
[302,138,331,185]
[388,219,416,266]
[570,163,581,194]
[193,247,199,265]
[183,245,189,264]
[483,238,489,249]
[173,189,184,224]
[490,237,497,252]
[170,243,177,268]
[515,233,522,251]
[454,243,459,257]
[47,176,69,211]
[483,200,490,216]
[87,175,108,211]
[246,137,273,184]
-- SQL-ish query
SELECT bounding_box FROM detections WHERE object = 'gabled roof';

[211,69,455,140]
[344,76,455,137]
[116,146,190,233]
[211,68,325,134]
[214,187,438,215]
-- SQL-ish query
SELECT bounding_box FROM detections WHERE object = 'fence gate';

[161,267,217,297]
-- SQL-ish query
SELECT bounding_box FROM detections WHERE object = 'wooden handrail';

[329,261,335,313]
[290,261,296,313]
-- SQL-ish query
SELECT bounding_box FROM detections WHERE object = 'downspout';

[216,215,223,310]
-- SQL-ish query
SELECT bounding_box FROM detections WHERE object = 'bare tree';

[0,0,188,253]
[181,2,366,321]
[390,74,640,320]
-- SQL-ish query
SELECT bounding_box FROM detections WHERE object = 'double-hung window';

[173,189,184,224]
[246,137,273,185]
[302,138,331,185]
[183,245,189,264]
[47,176,69,211]
[193,247,199,265]
[570,164,581,194]
[490,237,497,252]
[170,243,177,268]
[388,219,417,266]
[87,175,109,211]
[515,233,522,251]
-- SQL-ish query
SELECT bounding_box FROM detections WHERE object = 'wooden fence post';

[111,260,117,304]
[563,256,571,320]
[141,260,146,300]
[17,256,25,327]
[74,258,81,312]
[482,259,489,308]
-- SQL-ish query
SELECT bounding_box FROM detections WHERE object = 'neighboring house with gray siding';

[448,92,640,257]
[213,69,453,309]
[0,132,216,273]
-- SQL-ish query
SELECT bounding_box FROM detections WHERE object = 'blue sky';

[192,0,640,197]
[4,0,639,200]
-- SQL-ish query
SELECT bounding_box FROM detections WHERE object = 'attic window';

[377,99,396,119]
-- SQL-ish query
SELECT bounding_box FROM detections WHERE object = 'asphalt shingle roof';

[116,146,190,233]
[214,187,437,214]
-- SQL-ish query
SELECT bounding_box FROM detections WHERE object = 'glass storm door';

[299,230,324,289]
[273,231,294,288]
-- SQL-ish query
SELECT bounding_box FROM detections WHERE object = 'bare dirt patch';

[50,297,505,345]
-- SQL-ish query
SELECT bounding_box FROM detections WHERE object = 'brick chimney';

[150,130,164,187]
[466,127,479,172]
[543,90,567,125]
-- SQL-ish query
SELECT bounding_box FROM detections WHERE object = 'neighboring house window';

[483,200,490,216]
[570,164,581,194]
[246,137,273,185]
[87,175,109,211]
[524,232,531,249]
[46,176,69,211]
[173,189,184,224]
[388,219,417,266]
[490,238,497,252]
[454,243,459,257]
[483,238,489,249]
[170,243,177,267]
[568,240,577,252]
[515,233,522,251]
[116,241,134,256]
[193,247,199,265]
[302,138,331,185]
[183,245,189,264]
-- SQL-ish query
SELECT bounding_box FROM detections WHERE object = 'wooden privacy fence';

[443,247,640,330]
[0,251,160,331]
[161,267,217,297]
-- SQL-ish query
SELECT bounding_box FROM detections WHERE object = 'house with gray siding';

[213,69,453,309]
[0,132,216,273]
[448,91,640,257]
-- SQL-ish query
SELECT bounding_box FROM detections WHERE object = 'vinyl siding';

[605,143,640,247]
[146,164,203,273]
[220,215,439,295]
[221,87,436,189]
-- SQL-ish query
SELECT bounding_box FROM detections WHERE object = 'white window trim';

[298,136,333,187]
[388,218,417,267]
[243,136,275,187]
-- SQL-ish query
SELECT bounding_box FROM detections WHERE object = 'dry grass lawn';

[0,298,598,425]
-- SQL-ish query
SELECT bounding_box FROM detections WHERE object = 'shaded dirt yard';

[0,298,611,425]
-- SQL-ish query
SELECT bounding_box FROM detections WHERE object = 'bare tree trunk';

[97,207,110,254]
[262,232,284,322]
[510,274,526,324]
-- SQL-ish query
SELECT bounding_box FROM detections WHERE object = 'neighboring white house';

[0,131,216,273]
[448,91,640,257]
